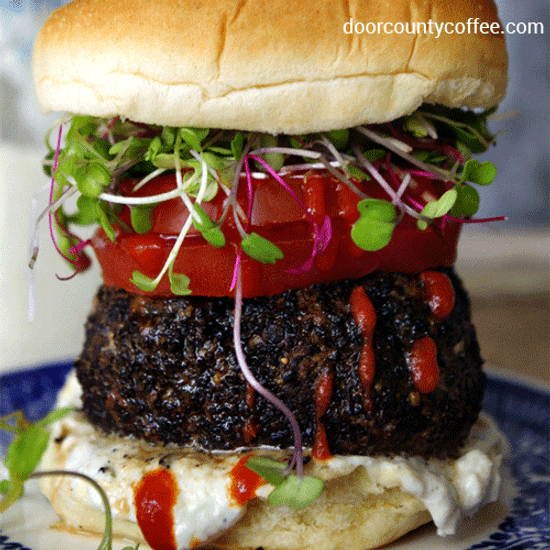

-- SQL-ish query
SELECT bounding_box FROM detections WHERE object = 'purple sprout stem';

[47,126,81,272]
[233,268,304,480]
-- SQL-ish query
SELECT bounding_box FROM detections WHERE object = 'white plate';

[1,362,548,550]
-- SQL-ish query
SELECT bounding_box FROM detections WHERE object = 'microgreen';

[245,456,324,509]
[233,268,305,480]
[130,204,157,234]
[457,158,497,186]
[241,232,285,264]
[34,104,503,296]
[0,409,139,550]
[351,199,397,251]
[451,184,480,217]
[420,105,495,154]
[0,408,72,513]
[417,188,458,230]
[191,203,226,247]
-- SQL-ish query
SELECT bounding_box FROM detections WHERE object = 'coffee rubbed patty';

[75,268,484,459]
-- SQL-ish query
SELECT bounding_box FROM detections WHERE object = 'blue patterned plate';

[0,363,548,550]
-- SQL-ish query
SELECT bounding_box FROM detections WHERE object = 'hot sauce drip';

[242,383,258,444]
[229,455,266,506]
[312,367,334,461]
[407,336,440,394]
[350,286,377,411]
[134,468,179,550]
[420,270,456,320]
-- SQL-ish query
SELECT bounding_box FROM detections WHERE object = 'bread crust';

[33,0,507,133]
[39,411,432,550]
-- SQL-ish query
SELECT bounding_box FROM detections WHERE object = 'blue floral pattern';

[0,363,548,549]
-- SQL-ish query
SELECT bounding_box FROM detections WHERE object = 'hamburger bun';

[33,0,507,133]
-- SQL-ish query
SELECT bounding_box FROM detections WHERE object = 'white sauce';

[49,371,509,547]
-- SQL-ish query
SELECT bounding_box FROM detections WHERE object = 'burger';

[32,0,509,548]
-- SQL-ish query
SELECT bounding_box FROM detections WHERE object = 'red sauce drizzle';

[350,286,377,410]
[420,271,455,320]
[245,383,256,408]
[407,336,440,393]
[312,368,334,461]
[242,383,258,444]
[242,417,258,444]
[134,468,179,550]
[229,455,266,506]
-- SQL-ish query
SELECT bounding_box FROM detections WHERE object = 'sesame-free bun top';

[33,0,507,134]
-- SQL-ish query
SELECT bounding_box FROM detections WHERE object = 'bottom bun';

[39,373,507,550]
[209,487,430,550]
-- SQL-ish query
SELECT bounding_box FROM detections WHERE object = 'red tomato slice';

[92,171,460,297]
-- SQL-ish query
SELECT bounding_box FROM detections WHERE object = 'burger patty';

[75,268,485,459]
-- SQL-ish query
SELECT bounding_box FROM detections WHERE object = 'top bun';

[33,0,507,134]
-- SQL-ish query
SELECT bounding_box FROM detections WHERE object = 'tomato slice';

[92,171,460,297]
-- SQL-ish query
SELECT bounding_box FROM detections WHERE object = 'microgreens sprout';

[0,409,139,550]
[32,104,502,290]
[233,268,324,507]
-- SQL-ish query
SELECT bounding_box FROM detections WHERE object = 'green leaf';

[451,185,480,218]
[169,271,192,296]
[267,475,324,510]
[410,150,447,164]
[130,271,158,292]
[259,134,284,172]
[324,128,349,149]
[458,159,497,186]
[455,141,472,162]
[245,456,287,487]
[351,199,397,251]
[356,199,396,222]
[161,126,176,147]
[143,136,163,162]
[241,233,284,264]
[91,138,112,160]
[0,480,9,494]
[4,424,49,482]
[417,188,458,229]
[70,195,99,226]
[66,115,96,141]
[403,115,428,137]
[351,217,395,251]
[35,407,73,428]
[131,204,157,235]
[0,479,23,513]
[95,201,116,242]
[77,162,111,198]
[231,132,244,160]
[150,153,178,169]
[192,204,226,247]
[179,127,208,152]
[363,149,386,163]
[347,164,370,181]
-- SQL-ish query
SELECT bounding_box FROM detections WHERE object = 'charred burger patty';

[76,267,484,458]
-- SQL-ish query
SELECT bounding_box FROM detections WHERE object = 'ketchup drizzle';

[229,454,266,506]
[350,286,377,411]
[312,368,334,461]
[243,383,258,444]
[420,270,455,320]
[134,468,179,550]
[407,336,440,394]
